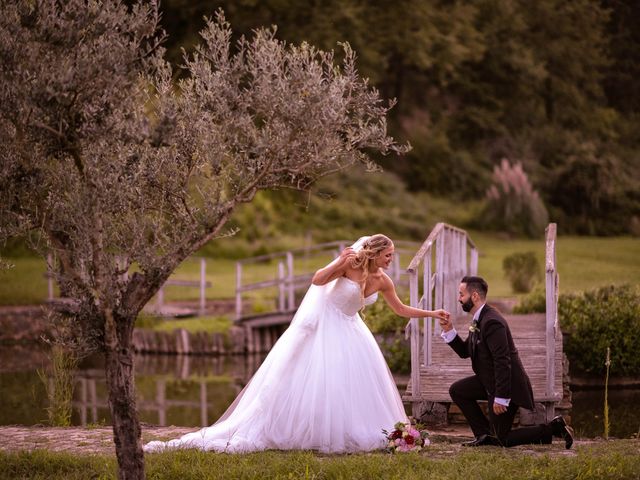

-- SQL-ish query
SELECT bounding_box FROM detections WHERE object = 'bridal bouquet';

[383,421,430,453]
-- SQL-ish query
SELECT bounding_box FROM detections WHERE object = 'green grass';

[1,440,639,479]
[471,233,640,298]
[1,234,638,306]
[0,257,56,305]
[146,316,233,334]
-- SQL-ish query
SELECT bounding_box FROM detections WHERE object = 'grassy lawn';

[471,233,640,298]
[1,440,639,479]
[1,234,638,306]
[139,315,233,334]
[0,257,56,306]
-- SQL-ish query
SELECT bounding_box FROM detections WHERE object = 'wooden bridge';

[234,240,419,353]
[402,223,564,424]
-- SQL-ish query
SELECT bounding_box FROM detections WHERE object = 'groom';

[438,276,573,448]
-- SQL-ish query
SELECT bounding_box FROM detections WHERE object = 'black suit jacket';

[448,304,535,410]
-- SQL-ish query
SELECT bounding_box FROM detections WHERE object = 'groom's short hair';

[461,276,488,299]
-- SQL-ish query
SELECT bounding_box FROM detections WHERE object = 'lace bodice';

[329,276,378,316]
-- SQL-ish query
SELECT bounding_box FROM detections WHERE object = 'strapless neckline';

[341,276,377,300]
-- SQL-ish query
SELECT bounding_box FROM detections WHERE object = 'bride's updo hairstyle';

[350,234,393,295]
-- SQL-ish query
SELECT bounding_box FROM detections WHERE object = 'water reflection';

[571,388,640,439]
[0,344,265,428]
[71,353,266,428]
[1,344,639,438]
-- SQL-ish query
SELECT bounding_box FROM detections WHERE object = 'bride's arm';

[379,274,449,320]
[311,247,356,285]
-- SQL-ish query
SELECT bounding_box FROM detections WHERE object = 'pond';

[0,344,638,439]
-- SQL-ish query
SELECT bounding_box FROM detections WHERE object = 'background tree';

[0,1,405,478]
[157,0,640,237]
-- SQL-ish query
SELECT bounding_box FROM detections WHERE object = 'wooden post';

[286,251,295,310]
[444,229,454,316]
[423,251,433,366]
[544,223,558,402]
[235,261,242,320]
[409,269,421,417]
[435,233,444,310]
[199,257,207,315]
[278,261,286,312]
[470,247,478,276]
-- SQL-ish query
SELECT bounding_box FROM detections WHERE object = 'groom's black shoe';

[550,415,574,449]
[461,434,500,447]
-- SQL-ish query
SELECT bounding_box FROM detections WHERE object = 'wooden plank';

[423,250,432,366]
[409,269,421,418]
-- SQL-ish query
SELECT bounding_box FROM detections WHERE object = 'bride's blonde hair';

[350,234,393,299]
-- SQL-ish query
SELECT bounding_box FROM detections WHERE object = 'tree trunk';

[104,314,145,480]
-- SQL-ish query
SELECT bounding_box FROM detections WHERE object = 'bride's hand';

[432,309,450,320]
[339,247,356,264]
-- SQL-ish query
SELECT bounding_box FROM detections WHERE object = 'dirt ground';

[0,424,595,457]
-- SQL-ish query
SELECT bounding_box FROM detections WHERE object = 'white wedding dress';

[144,276,408,453]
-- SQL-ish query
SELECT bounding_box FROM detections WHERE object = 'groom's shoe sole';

[550,415,574,449]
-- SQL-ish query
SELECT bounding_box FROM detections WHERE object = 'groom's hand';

[439,315,453,332]
[493,403,507,415]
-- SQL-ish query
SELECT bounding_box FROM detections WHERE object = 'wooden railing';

[544,223,559,398]
[45,255,212,316]
[404,223,478,403]
[235,240,419,321]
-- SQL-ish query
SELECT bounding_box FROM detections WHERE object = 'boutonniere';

[469,322,480,333]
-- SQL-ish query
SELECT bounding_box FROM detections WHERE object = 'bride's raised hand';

[338,247,356,264]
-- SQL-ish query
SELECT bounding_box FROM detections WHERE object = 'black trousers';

[449,375,553,447]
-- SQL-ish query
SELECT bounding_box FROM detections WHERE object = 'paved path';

[0,424,596,457]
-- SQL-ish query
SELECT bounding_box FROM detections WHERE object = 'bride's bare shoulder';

[378,271,395,289]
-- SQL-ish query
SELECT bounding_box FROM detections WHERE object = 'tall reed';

[604,346,611,439]
[38,345,79,426]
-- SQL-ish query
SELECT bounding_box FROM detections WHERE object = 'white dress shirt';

[440,304,510,407]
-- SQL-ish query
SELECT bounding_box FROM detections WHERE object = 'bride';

[144,234,449,453]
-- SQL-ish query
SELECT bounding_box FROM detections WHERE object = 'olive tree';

[0,1,405,478]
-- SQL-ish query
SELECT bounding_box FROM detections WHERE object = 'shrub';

[513,286,545,313]
[363,295,411,373]
[515,284,640,376]
[364,295,407,334]
[502,251,541,293]
[483,158,549,238]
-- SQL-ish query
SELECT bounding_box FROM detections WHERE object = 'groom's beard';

[460,298,474,312]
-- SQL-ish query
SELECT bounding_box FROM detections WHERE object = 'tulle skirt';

[144,285,408,453]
